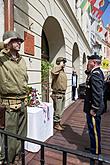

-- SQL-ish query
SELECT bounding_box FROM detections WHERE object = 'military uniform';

[72,71,77,100]
[0,31,28,163]
[84,66,104,155]
[51,57,67,130]
[103,75,110,112]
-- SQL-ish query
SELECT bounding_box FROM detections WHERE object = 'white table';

[25,102,53,152]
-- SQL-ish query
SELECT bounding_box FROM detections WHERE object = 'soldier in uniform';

[84,54,104,165]
[0,31,28,164]
[51,57,67,131]
[103,74,110,112]
[72,71,77,100]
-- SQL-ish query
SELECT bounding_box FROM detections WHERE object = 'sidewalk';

[25,99,110,165]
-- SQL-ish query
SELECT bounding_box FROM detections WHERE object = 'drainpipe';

[4,0,14,31]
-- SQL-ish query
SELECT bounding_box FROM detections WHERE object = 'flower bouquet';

[27,87,40,107]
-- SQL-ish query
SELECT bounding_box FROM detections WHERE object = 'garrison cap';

[3,31,24,44]
[87,54,102,60]
[56,57,67,64]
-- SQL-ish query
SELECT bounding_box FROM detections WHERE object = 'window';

[75,0,78,9]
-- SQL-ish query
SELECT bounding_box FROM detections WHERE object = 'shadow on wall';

[42,16,65,63]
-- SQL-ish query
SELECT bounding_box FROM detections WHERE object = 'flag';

[101,3,110,27]
[97,19,103,32]
[99,0,104,7]
[97,25,103,32]
[89,0,96,6]
[91,0,110,20]
[80,0,92,13]
[91,18,107,41]
[99,0,109,13]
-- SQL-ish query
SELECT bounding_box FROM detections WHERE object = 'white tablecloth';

[25,102,53,152]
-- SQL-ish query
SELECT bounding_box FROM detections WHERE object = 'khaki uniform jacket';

[0,49,28,95]
[51,65,67,93]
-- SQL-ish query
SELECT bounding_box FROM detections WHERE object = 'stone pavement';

[25,99,110,165]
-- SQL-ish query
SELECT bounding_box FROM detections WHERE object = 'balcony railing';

[0,129,110,165]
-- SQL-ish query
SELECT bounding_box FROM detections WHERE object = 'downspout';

[4,0,14,31]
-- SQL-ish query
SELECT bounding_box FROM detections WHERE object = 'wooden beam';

[4,0,14,31]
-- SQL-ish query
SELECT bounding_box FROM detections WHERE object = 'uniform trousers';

[0,101,27,163]
[86,114,101,155]
[52,94,65,123]
[72,86,76,100]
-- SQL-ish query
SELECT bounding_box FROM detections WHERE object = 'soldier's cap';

[87,54,102,60]
[3,31,24,44]
[56,57,67,63]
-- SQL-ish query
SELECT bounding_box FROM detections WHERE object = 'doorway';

[41,30,49,102]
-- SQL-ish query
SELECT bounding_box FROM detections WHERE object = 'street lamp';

[92,41,101,55]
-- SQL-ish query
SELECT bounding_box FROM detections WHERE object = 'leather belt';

[1,94,27,100]
[1,97,28,106]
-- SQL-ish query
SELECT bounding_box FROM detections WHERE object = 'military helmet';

[56,57,67,65]
[3,31,24,44]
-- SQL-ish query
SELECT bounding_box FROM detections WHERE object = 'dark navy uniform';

[103,75,110,112]
[84,67,104,155]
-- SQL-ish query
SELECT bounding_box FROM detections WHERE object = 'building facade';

[0,0,91,108]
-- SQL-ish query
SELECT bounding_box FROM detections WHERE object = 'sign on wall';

[24,32,34,55]
[101,58,110,70]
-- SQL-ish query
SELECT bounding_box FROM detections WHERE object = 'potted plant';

[41,60,53,102]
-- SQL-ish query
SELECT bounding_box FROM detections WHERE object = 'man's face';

[60,61,66,67]
[8,39,22,51]
[87,59,95,71]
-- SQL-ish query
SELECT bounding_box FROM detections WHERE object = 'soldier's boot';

[0,154,5,165]
[98,161,103,165]
[90,159,95,165]
[60,123,66,128]
[54,123,64,131]
[13,155,22,165]
[0,160,4,165]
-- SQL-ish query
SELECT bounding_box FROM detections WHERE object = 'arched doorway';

[41,30,49,102]
[82,52,87,82]
[72,42,80,100]
[41,16,65,102]
[72,42,80,82]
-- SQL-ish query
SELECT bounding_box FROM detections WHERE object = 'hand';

[90,109,96,116]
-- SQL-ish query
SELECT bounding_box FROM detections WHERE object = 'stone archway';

[41,29,49,102]
[72,42,80,85]
[41,16,65,102]
[82,52,87,82]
